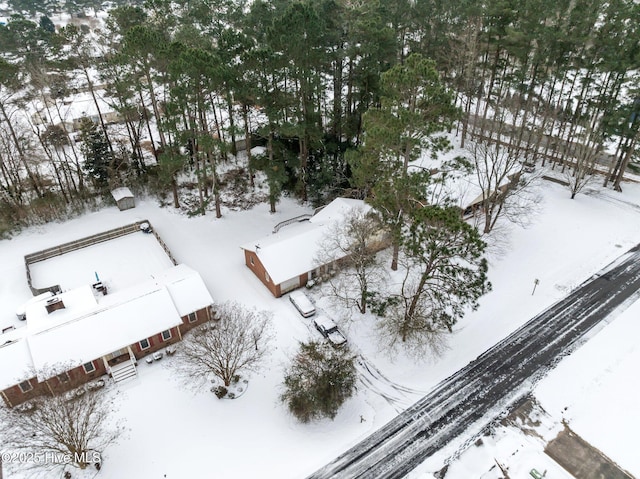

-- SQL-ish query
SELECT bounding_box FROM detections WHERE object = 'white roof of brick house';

[0,265,213,387]
[0,339,35,390]
[28,287,182,379]
[241,198,370,285]
[26,285,98,335]
[153,264,214,317]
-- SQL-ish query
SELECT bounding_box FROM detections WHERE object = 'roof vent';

[92,281,108,296]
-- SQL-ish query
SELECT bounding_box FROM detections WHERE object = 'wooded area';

[0,0,639,235]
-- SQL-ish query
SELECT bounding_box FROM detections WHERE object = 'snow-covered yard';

[28,232,175,293]
[534,294,640,474]
[409,285,640,479]
[2,176,640,478]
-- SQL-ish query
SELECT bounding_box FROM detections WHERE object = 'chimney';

[45,297,65,314]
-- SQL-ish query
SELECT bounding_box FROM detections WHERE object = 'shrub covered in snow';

[281,341,356,423]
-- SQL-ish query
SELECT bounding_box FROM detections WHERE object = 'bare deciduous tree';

[466,140,540,234]
[315,207,388,315]
[564,139,600,199]
[172,301,273,389]
[0,385,124,476]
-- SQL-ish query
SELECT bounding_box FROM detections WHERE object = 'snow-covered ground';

[534,295,640,474]
[2,175,640,478]
[28,232,174,292]
[409,283,640,479]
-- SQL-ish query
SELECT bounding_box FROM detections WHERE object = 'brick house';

[241,198,371,297]
[0,264,213,408]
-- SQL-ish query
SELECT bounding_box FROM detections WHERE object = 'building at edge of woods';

[0,263,214,408]
[241,198,380,297]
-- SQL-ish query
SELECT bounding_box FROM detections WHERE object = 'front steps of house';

[110,359,137,383]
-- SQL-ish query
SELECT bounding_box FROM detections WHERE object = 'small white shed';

[111,187,135,211]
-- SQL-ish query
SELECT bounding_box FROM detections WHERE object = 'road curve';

[307,244,640,479]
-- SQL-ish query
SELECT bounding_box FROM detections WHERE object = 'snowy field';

[2,177,640,478]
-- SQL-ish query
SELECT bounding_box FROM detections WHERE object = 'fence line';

[151,230,178,266]
[272,214,313,233]
[24,220,177,296]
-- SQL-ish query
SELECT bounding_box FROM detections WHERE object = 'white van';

[289,290,316,317]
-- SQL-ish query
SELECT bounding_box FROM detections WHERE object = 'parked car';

[289,290,316,317]
[313,315,347,347]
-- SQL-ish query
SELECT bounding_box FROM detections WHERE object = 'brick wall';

[1,357,110,408]
[45,360,107,396]
[1,378,50,408]
[130,326,181,360]
[244,250,278,297]
[178,306,213,335]
[2,316,209,408]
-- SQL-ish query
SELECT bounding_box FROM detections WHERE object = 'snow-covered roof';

[26,285,98,335]
[1,264,213,386]
[28,288,182,378]
[241,198,369,285]
[15,291,54,319]
[111,187,134,202]
[0,339,35,390]
[250,146,266,156]
[308,198,365,224]
[33,91,119,126]
[153,264,214,317]
[464,174,520,209]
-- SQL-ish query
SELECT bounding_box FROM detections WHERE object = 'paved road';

[308,244,640,479]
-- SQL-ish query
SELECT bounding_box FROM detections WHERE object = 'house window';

[265,272,270,283]
[188,312,198,323]
[83,361,96,374]
[139,338,150,350]
[161,329,172,341]
[57,372,70,383]
[250,256,255,266]
[18,380,32,393]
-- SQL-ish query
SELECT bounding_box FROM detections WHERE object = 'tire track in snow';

[356,355,425,413]
[308,244,640,479]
